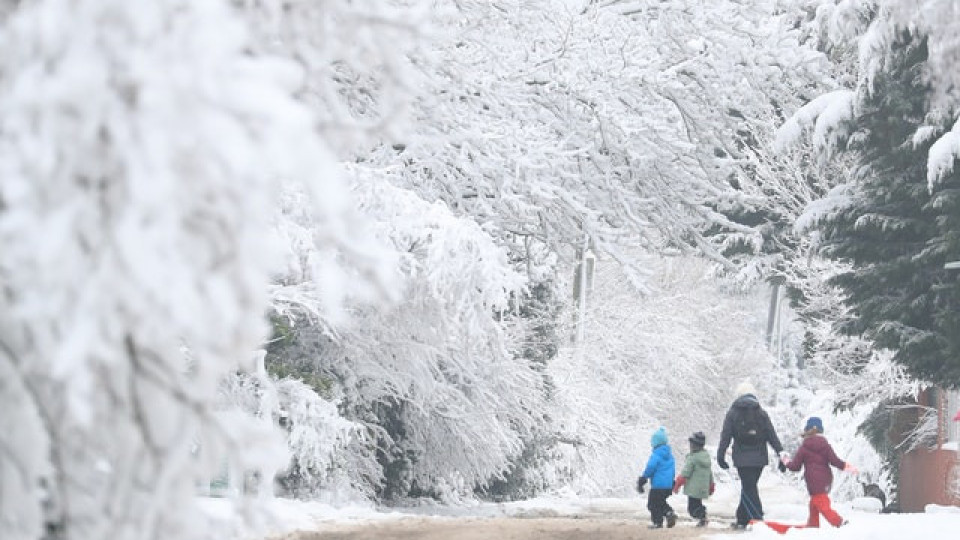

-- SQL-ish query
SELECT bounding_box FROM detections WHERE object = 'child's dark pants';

[647,488,674,526]
[687,496,706,520]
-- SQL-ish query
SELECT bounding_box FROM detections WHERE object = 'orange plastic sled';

[750,520,807,534]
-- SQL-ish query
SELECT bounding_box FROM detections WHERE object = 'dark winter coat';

[717,394,784,467]
[642,444,676,489]
[784,434,847,495]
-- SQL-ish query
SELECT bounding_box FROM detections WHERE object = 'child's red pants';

[806,493,844,527]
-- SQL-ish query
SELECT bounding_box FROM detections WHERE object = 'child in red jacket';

[780,417,858,527]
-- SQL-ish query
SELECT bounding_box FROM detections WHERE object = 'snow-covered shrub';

[217,365,362,501]
[479,281,567,502]
[272,379,358,498]
[263,175,545,501]
[329,180,541,501]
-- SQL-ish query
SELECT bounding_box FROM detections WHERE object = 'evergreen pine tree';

[818,32,960,386]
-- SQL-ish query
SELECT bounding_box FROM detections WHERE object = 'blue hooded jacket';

[642,427,676,489]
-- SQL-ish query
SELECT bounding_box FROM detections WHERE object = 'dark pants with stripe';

[647,488,674,526]
[736,466,764,526]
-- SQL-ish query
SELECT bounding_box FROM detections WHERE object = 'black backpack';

[734,406,763,446]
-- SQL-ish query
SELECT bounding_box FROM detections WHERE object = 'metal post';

[573,237,595,345]
[765,276,786,349]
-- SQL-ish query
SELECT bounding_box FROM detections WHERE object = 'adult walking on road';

[716,381,785,530]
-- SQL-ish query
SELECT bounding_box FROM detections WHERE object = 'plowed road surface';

[279,515,739,540]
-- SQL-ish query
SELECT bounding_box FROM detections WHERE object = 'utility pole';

[765,276,786,350]
[573,238,596,345]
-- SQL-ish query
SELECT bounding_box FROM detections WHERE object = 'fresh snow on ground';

[197,497,405,539]
[707,475,960,539]
[722,511,960,540]
[203,470,960,539]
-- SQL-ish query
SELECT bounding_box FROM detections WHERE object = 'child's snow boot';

[665,511,677,528]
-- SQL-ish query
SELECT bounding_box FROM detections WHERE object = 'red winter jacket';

[784,434,846,495]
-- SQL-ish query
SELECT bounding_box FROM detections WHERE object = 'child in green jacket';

[673,431,714,527]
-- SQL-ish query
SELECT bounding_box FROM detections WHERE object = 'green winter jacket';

[680,449,713,499]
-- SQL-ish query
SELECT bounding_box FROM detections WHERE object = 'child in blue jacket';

[637,426,677,528]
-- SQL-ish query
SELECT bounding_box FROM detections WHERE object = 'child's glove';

[636,476,647,494]
[843,463,859,474]
[672,475,686,494]
[778,460,787,472]
[709,481,716,495]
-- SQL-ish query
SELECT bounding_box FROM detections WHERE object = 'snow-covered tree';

[773,9,960,501]
[365,0,800,276]
[242,0,875,504]
[594,0,839,280]
[804,0,960,233]
[779,24,960,387]
[236,0,427,158]
[0,0,388,538]
[820,33,960,385]
[264,173,547,501]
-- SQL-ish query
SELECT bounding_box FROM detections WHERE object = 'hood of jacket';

[651,426,668,448]
[732,394,760,411]
[801,433,832,453]
[720,393,783,468]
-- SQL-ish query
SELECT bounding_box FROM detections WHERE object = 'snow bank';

[849,497,883,513]
[708,512,960,540]
[925,504,960,514]
[198,497,404,539]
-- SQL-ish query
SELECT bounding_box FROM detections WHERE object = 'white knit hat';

[735,380,757,397]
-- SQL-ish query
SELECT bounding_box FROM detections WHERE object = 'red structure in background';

[897,388,960,512]
[900,449,958,512]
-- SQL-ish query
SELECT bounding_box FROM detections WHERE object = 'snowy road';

[268,495,744,540]
[279,516,727,540]
[207,476,792,539]
[205,476,960,540]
